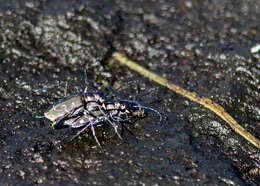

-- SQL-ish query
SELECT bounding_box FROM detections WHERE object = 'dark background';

[0,0,259,185]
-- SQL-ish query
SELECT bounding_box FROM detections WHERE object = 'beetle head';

[118,100,162,120]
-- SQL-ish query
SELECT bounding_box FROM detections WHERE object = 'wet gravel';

[0,0,259,185]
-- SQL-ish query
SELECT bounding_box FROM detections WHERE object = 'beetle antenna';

[83,67,89,85]
[83,65,90,93]
[64,81,68,97]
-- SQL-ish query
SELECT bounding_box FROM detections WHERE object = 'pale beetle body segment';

[44,94,84,123]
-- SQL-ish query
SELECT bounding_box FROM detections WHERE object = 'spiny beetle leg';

[70,123,91,141]
[90,122,103,150]
[106,119,123,141]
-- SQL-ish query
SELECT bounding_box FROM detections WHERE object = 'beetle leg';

[107,112,124,140]
[97,106,123,141]
[71,116,106,150]
[68,106,84,118]
[106,117,123,141]
[90,121,103,150]
[71,122,92,141]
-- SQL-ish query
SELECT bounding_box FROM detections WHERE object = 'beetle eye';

[120,104,126,110]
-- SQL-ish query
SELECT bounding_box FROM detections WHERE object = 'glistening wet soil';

[0,0,259,185]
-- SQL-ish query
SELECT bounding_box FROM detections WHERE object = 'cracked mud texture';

[0,0,259,185]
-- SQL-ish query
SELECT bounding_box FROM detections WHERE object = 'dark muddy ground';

[0,0,259,185]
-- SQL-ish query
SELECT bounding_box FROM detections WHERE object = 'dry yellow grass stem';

[112,52,260,149]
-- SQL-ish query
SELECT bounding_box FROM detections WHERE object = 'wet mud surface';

[0,0,259,185]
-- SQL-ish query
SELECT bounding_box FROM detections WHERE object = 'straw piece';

[112,52,260,149]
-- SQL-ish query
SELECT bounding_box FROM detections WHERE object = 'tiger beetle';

[42,68,164,149]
